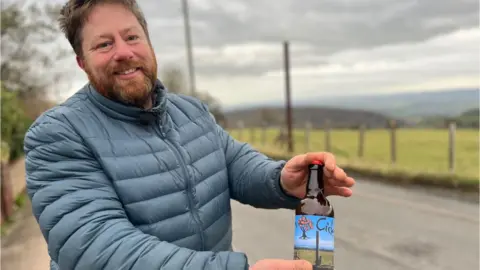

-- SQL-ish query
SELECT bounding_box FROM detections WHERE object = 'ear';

[76,55,85,70]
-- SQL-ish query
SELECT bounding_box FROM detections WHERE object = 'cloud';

[144,0,478,49]
[143,0,479,106]
[266,28,479,79]
[193,27,479,106]
[135,0,479,74]
[46,0,478,107]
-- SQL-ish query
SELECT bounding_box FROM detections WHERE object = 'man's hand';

[250,259,312,270]
[280,152,355,199]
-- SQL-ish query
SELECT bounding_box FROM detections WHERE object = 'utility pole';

[283,41,294,153]
[181,0,196,96]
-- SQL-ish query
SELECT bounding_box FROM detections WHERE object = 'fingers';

[302,152,354,181]
[303,152,336,172]
[327,168,355,186]
[327,176,355,188]
[324,165,345,179]
[294,152,356,195]
[326,185,353,197]
[286,259,313,270]
[326,174,355,197]
[344,176,356,187]
[292,259,313,270]
[250,259,312,270]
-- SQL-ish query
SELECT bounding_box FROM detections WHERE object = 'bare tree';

[160,65,226,126]
[260,108,279,125]
[1,1,70,106]
[160,65,188,95]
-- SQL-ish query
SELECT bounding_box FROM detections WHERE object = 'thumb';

[275,259,312,270]
[292,259,313,270]
[286,154,310,171]
[249,259,313,270]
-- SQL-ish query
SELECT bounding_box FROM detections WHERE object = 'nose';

[113,39,134,61]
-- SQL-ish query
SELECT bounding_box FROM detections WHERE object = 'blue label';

[294,215,335,268]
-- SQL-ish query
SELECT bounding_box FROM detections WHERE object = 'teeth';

[119,68,136,75]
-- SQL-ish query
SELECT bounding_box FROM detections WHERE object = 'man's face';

[77,3,157,108]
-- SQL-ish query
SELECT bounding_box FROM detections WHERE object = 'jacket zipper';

[155,120,205,251]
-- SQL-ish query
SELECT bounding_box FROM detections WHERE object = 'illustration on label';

[294,215,335,269]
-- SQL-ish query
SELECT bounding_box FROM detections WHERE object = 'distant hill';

[314,88,479,119]
[417,108,479,128]
[225,88,479,120]
[224,106,407,129]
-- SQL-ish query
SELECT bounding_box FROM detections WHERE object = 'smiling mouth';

[114,67,141,75]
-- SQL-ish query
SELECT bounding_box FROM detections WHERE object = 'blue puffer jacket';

[24,80,300,270]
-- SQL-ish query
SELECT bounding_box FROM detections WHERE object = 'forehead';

[82,3,142,38]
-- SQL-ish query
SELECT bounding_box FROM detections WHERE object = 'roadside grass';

[1,191,28,236]
[228,128,479,192]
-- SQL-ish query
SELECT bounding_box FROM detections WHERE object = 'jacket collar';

[86,79,167,125]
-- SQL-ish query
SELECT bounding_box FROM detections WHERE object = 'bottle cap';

[311,160,323,165]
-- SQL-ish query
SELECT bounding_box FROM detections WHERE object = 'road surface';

[2,178,479,270]
[232,178,480,270]
[1,198,50,270]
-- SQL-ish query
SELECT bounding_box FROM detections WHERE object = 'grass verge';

[228,128,479,181]
[1,189,28,236]
[252,144,479,194]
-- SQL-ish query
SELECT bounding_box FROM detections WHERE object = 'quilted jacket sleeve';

[24,113,249,270]
[203,107,301,210]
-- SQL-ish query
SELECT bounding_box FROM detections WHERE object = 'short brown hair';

[59,0,150,57]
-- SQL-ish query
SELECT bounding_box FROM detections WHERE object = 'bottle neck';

[306,165,323,197]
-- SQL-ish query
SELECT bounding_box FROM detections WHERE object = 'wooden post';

[305,121,311,152]
[389,119,397,165]
[1,163,13,224]
[250,127,255,144]
[358,124,365,158]
[283,41,294,153]
[261,122,267,145]
[448,121,456,173]
[278,125,284,149]
[325,120,331,152]
[1,141,13,224]
[237,121,244,140]
[0,161,14,223]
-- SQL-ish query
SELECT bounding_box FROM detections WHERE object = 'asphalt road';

[231,179,480,270]
[1,198,50,270]
[2,178,478,270]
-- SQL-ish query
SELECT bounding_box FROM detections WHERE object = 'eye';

[127,35,139,41]
[96,42,112,49]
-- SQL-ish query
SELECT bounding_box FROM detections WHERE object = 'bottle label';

[294,214,335,269]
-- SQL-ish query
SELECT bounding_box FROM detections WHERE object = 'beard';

[85,50,158,108]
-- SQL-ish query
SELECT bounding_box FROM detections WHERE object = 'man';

[23,1,355,269]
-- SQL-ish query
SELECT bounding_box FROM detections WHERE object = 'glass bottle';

[293,160,335,270]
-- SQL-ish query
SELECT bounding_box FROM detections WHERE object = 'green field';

[228,128,479,186]
[294,248,334,268]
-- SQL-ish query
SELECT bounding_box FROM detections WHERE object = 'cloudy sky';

[51,0,479,107]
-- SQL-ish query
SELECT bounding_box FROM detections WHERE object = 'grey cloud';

[190,44,329,77]
[142,0,478,48]
[42,0,478,79]
[44,0,480,52]
[136,0,478,77]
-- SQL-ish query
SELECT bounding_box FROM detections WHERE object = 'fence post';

[358,124,365,158]
[325,119,331,152]
[448,121,456,173]
[305,121,311,152]
[261,122,267,145]
[389,119,397,165]
[250,127,255,144]
[237,121,244,141]
[1,142,13,224]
